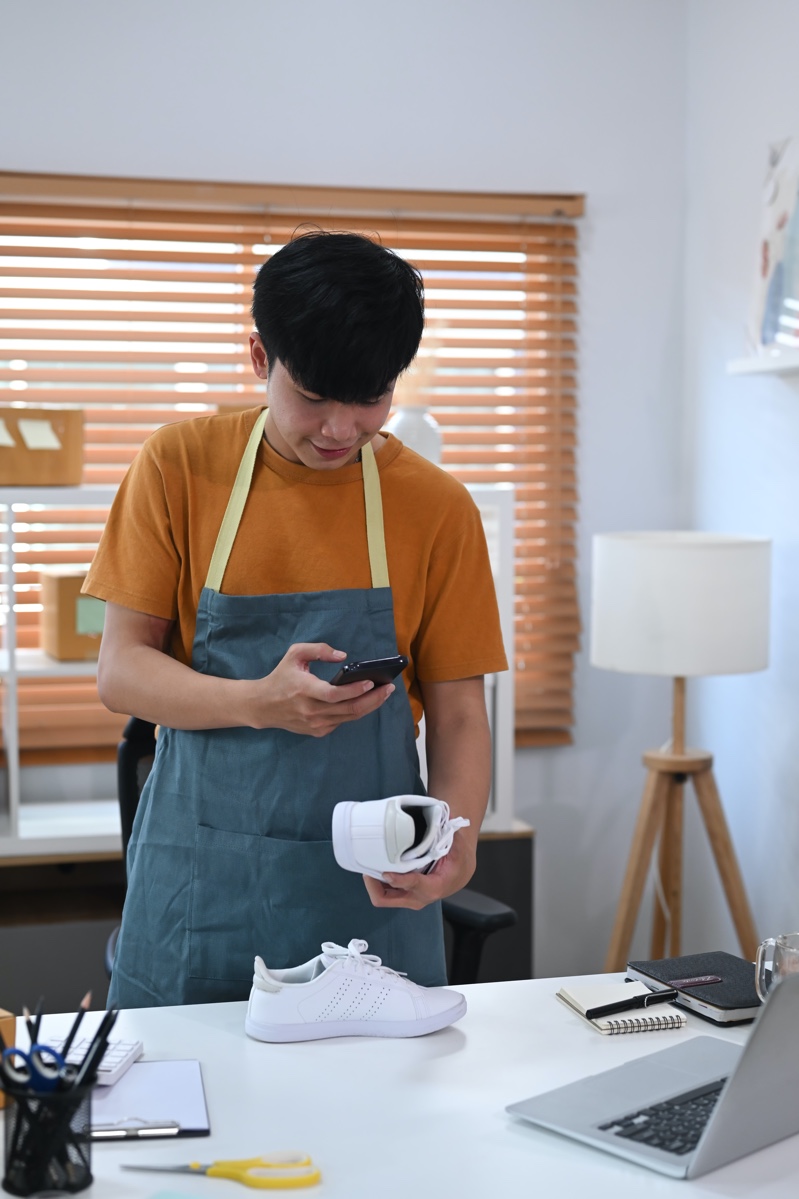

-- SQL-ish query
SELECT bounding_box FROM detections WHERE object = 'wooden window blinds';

[0,172,583,761]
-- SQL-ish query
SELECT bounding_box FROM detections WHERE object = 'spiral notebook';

[557,981,687,1035]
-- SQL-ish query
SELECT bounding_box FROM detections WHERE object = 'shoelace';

[321,938,407,980]
[427,802,470,862]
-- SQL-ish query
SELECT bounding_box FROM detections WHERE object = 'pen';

[21,1006,36,1045]
[61,991,92,1057]
[72,1009,118,1088]
[585,988,679,1021]
[32,996,44,1043]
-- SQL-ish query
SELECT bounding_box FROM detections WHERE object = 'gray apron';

[108,409,446,1008]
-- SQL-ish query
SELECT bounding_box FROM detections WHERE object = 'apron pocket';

[187,823,379,981]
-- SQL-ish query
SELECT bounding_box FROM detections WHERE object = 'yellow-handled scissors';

[122,1152,320,1189]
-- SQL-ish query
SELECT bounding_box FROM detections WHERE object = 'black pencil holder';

[1,1083,93,1196]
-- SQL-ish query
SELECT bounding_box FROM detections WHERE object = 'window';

[0,172,583,761]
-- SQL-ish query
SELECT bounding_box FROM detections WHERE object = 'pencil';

[61,991,91,1057]
[21,1006,36,1045]
[32,995,44,1042]
[72,1009,118,1088]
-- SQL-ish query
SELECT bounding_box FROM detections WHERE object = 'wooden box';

[40,569,105,661]
[0,1008,15,1109]
[0,407,83,486]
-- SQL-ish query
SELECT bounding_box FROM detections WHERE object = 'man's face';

[250,336,394,470]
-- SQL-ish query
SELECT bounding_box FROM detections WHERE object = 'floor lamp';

[590,532,771,972]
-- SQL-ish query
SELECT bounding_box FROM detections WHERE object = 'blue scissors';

[0,1044,71,1093]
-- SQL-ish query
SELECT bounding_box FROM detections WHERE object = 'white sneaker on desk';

[332,795,470,881]
[244,939,466,1043]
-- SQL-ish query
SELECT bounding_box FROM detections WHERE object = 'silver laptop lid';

[507,972,799,1179]
[689,971,799,1177]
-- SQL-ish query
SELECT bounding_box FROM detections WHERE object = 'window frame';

[0,171,583,760]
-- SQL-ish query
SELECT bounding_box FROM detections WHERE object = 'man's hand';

[248,643,395,737]
[362,832,477,910]
[97,603,396,735]
[361,675,490,912]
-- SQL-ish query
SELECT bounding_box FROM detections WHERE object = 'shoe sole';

[331,801,361,872]
[244,995,467,1043]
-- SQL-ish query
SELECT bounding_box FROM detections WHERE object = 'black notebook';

[627,950,761,1024]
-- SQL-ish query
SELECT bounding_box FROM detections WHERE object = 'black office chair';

[106,717,517,984]
[104,716,157,978]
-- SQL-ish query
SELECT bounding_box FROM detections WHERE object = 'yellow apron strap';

[205,413,390,594]
[205,408,269,593]
[362,441,389,589]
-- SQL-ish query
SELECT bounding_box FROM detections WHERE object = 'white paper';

[557,981,651,1015]
[18,418,62,450]
[90,1059,210,1136]
[0,418,16,448]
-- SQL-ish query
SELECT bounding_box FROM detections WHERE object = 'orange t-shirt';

[84,408,508,726]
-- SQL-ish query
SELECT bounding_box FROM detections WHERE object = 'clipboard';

[89,1060,210,1140]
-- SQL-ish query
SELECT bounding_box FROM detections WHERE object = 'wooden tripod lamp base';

[604,678,759,973]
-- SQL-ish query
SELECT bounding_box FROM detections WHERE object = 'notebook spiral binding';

[605,1013,685,1035]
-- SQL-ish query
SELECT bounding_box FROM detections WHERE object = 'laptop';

[507,972,799,1179]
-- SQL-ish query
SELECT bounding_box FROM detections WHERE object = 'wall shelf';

[0,801,121,860]
[0,649,100,677]
[1,485,120,862]
[727,348,799,375]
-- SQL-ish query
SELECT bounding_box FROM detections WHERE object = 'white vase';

[385,405,442,464]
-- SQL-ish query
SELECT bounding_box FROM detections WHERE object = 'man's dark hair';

[251,230,424,404]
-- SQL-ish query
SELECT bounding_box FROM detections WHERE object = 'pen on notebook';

[585,988,680,1021]
[61,990,92,1056]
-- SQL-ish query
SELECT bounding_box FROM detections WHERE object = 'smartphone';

[330,654,409,687]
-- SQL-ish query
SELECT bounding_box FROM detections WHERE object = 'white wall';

[1,0,690,977]
[680,1,799,952]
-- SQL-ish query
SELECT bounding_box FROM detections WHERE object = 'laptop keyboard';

[597,1079,727,1156]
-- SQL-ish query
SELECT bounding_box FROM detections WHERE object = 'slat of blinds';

[3,406,251,425]
[0,311,578,338]
[2,293,578,321]
[28,225,577,252]
[1,262,578,285]
[0,218,578,252]
[0,199,581,236]
[0,368,253,383]
[0,350,250,362]
[0,170,584,217]
[0,173,581,748]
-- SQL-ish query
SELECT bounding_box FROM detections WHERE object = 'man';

[86,230,507,1007]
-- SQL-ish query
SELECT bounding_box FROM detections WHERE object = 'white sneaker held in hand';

[245,939,467,1043]
[332,794,470,882]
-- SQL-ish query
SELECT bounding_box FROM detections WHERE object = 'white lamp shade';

[590,532,771,677]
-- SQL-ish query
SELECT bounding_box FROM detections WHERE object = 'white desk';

[8,974,796,1197]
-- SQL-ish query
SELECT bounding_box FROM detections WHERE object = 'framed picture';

[748,136,799,353]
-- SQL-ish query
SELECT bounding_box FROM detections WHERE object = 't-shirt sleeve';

[411,490,509,682]
[83,440,181,620]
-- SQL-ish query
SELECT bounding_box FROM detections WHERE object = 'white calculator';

[52,1037,144,1087]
